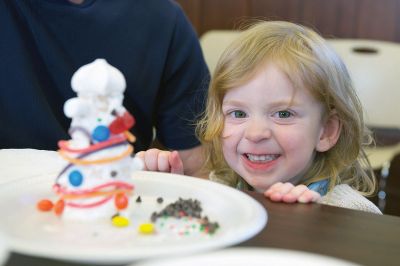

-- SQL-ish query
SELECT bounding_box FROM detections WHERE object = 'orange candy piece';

[54,199,65,216]
[115,193,128,210]
[37,199,54,212]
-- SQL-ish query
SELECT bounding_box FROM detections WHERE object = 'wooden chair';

[200,30,241,75]
[329,39,400,214]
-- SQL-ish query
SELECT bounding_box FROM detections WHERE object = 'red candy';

[109,111,135,134]
[115,193,129,210]
[37,199,54,211]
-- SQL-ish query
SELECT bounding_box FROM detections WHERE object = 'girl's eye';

[231,110,247,118]
[276,110,292,119]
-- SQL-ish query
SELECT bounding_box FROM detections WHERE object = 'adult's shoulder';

[138,0,186,19]
[130,0,192,36]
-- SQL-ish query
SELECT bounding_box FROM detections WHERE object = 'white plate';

[134,247,360,266]
[0,233,9,266]
[0,149,63,185]
[0,171,267,264]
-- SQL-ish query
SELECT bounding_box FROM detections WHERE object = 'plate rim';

[0,171,268,264]
[132,247,360,266]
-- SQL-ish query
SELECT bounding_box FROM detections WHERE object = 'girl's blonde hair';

[197,21,376,196]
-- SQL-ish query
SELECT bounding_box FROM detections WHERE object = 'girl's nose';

[244,118,272,142]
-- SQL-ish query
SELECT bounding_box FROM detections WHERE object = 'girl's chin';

[242,177,271,192]
[253,186,267,193]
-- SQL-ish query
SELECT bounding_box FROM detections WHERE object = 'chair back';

[327,39,400,129]
[200,30,240,75]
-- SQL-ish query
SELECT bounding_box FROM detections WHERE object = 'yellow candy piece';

[112,216,130,227]
[138,223,155,234]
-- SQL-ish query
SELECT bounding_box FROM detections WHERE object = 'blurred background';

[174,0,400,216]
[175,0,400,41]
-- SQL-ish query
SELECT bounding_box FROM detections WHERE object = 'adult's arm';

[155,3,210,178]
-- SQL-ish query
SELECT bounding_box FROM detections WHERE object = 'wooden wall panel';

[250,0,303,23]
[300,0,358,38]
[329,0,358,38]
[174,0,202,36]
[200,0,250,34]
[175,0,400,42]
[356,0,400,41]
[249,0,358,38]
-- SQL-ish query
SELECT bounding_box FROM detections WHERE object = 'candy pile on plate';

[149,198,220,236]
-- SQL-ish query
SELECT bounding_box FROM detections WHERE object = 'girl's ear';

[316,112,341,152]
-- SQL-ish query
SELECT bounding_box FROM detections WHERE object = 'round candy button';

[112,216,130,227]
[138,223,155,234]
[92,125,110,142]
[69,170,83,187]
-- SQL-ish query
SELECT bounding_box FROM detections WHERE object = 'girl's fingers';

[169,150,184,175]
[265,182,294,202]
[282,184,308,203]
[157,151,171,172]
[264,182,283,197]
[135,149,183,174]
[298,190,321,203]
[143,148,161,171]
[265,182,321,203]
[275,182,295,194]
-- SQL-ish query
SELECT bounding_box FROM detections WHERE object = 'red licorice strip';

[62,189,132,200]
[58,145,133,165]
[58,134,127,153]
[53,181,134,196]
[65,196,113,208]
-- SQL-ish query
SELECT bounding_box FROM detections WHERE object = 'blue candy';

[92,125,110,142]
[69,170,83,187]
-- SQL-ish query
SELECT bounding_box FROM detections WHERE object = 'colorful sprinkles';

[151,198,219,235]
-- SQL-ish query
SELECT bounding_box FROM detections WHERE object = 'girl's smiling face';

[221,63,329,192]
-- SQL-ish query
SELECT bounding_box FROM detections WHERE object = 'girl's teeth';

[247,154,277,162]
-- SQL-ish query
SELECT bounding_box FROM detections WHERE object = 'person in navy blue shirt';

[0,0,209,177]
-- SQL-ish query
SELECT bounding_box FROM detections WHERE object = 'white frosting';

[58,147,139,221]
[64,59,128,147]
[63,98,90,119]
[71,58,126,95]
[56,59,143,221]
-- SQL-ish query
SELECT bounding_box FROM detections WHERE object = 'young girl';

[138,21,381,214]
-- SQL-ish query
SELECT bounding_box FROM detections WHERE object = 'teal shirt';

[308,179,329,196]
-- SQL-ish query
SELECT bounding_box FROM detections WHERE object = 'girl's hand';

[135,149,184,175]
[264,182,321,203]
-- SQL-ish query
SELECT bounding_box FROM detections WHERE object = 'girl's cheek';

[276,130,304,149]
[221,124,235,138]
